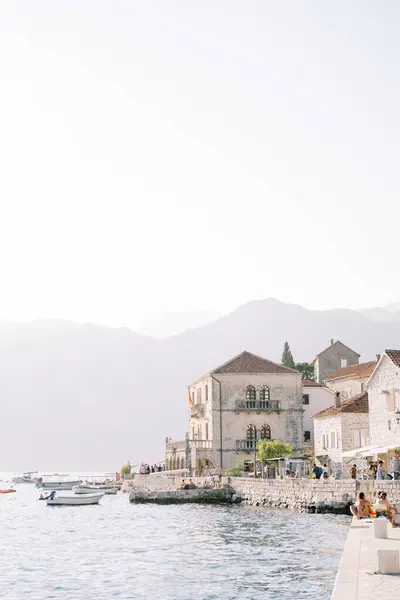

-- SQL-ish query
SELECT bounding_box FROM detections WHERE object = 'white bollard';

[377,550,400,575]
[373,518,388,539]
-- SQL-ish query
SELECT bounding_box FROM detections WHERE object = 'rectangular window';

[341,358,348,368]
[192,427,195,440]
[304,431,311,442]
[388,420,391,431]
[330,431,336,448]
[196,388,202,404]
[386,391,395,412]
[352,430,361,448]
[360,383,365,392]
[205,384,208,402]
[302,394,310,405]
[205,423,209,440]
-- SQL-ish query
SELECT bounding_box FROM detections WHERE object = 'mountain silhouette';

[2,299,400,471]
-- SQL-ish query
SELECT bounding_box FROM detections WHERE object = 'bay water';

[1,485,349,600]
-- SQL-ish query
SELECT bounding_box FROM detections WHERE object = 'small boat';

[36,479,81,490]
[74,484,118,495]
[0,489,16,494]
[45,491,104,506]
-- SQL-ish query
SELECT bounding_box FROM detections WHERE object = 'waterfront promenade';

[332,519,400,599]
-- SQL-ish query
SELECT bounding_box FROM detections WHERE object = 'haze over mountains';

[3,298,400,472]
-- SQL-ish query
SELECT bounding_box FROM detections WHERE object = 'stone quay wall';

[122,473,208,492]
[230,478,356,513]
[123,475,400,513]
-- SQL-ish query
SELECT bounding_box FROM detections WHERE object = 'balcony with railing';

[235,400,280,412]
[190,403,205,418]
[236,439,256,451]
[236,438,274,452]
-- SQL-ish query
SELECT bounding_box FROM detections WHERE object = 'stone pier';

[332,518,400,599]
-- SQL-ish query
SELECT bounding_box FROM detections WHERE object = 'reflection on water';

[1,486,349,600]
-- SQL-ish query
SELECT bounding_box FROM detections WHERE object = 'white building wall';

[314,412,369,476]
[367,355,400,447]
[326,376,368,398]
[302,385,334,445]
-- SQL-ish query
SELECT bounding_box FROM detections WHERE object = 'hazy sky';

[1,1,399,328]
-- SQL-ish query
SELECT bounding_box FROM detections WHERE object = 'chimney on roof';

[330,338,334,346]
[376,354,381,362]
[334,391,341,408]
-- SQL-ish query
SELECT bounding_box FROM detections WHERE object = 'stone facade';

[189,368,303,473]
[314,412,369,477]
[165,438,189,471]
[367,353,400,448]
[314,339,359,384]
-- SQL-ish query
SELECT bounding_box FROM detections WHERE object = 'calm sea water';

[0,485,349,600]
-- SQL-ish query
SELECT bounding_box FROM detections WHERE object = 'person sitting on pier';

[179,479,186,490]
[374,492,397,527]
[188,479,197,489]
[350,492,371,519]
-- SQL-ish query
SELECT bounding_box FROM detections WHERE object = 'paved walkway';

[332,519,400,599]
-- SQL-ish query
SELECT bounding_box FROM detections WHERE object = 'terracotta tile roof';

[211,351,298,375]
[302,380,323,387]
[386,350,400,368]
[324,361,376,382]
[312,391,369,418]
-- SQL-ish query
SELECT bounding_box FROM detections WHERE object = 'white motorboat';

[74,484,118,495]
[37,479,81,490]
[12,472,39,484]
[45,491,104,506]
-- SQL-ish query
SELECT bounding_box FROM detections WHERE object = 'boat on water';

[36,478,81,490]
[45,491,104,506]
[0,489,16,494]
[74,484,118,495]
[12,472,40,484]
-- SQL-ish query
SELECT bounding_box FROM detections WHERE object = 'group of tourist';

[350,491,398,527]
[178,479,197,490]
[139,463,165,475]
[350,460,394,481]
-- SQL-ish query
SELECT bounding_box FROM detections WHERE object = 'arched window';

[260,385,270,405]
[246,385,256,408]
[260,424,271,441]
[180,457,184,470]
[246,424,255,439]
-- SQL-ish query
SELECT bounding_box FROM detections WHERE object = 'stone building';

[313,391,369,477]
[302,380,334,448]
[314,339,360,384]
[324,359,378,398]
[165,437,190,471]
[187,350,304,473]
[367,350,400,450]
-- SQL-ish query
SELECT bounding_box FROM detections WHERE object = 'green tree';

[225,459,245,477]
[295,362,315,380]
[281,341,295,369]
[121,461,132,476]
[257,439,294,462]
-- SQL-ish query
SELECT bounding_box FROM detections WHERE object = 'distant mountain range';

[2,298,400,472]
[136,310,221,338]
